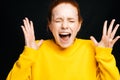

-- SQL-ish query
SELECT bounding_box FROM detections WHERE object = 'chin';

[56,36,75,48]
[59,42,72,49]
[60,45,69,48]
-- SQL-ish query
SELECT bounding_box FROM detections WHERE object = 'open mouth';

[59,33,71,41]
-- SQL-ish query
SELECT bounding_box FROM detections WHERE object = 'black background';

[1,0,120,79]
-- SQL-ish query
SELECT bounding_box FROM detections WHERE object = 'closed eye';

[55,20,61,23]
[69,21,75,23]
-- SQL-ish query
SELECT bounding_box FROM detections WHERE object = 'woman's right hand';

[21,17,43,50]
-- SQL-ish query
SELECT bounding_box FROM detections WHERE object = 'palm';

[90,19,120,48]
[21,17,43,49]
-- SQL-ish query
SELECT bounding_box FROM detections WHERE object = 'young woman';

[6,0,120,80]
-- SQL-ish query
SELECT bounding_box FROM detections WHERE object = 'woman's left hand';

[90,19,120,48]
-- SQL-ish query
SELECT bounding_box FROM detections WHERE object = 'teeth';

[59,33,71,37]
[59,33,70,35]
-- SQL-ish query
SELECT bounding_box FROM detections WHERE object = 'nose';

[61,21,68,29]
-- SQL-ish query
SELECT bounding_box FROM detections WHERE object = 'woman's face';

[49,3,82,48]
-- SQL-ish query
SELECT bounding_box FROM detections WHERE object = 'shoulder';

[75,38,96,53]
[76,38,95,48]
[35,39,54,48]
[76,38,93,44]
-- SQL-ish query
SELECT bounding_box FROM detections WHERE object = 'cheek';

[75,23,81,32]
[49,24,55,32]
[48,24,52,32]
[76,26,80,32]
[72,25,80,33]
[49,25,58,35]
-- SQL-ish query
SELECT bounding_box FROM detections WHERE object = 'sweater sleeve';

[6,46,39,80]
[95,47,119,80]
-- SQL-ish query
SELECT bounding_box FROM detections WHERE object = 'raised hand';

[90,19,120,48]
[21,17,43,49]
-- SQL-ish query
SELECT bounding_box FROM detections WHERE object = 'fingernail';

[113,19,115,21]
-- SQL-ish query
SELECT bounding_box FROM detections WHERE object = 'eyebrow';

[54,17,76,20]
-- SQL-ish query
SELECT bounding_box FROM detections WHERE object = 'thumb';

[37,39,44,47]
[90,36,98,46]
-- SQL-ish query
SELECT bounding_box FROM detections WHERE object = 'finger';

[112,36,120,45]
[30,21,35,36]
[29,21,36,41]
[23,17,30,33]
[21,25,27,37]
[110,24,119,39]
[90,36,98,46]
[107,19,115,36]
[23,19,29,33]
[21,25,29,46]
[25,17,31,31]
[103,20,107,36]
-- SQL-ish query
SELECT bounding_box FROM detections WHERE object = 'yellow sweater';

[6,38,119,80]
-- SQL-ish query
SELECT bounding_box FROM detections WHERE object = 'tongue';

[61,36,69,41]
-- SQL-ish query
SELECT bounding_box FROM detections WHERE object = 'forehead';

[52,3,78,18]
